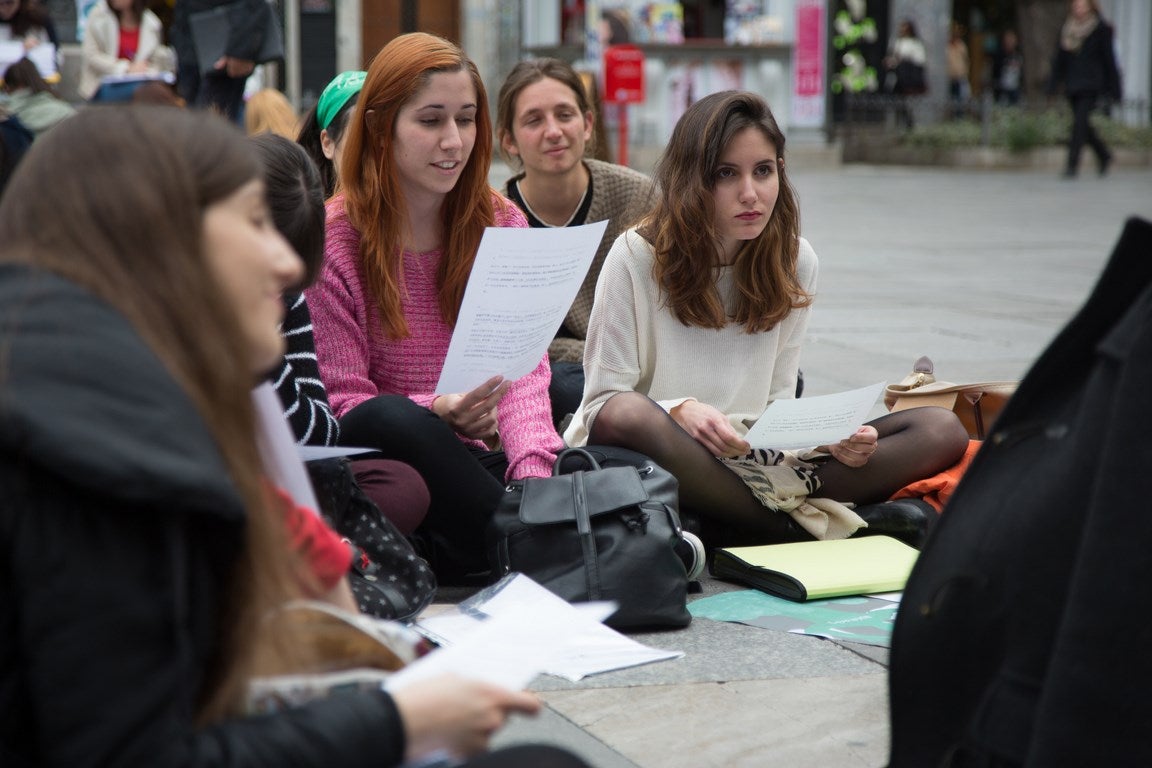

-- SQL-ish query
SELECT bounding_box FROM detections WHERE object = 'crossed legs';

[587,392,968,545]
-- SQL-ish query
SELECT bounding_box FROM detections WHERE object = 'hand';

[432,375,510,441]
[671,400,749,458]
[392,674,541,761]
[126,60,151,75]
[213,56,256,79]
[820,426,878,468]
[22,36,40,51]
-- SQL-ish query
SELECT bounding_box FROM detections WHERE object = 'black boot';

[851,499,937,548]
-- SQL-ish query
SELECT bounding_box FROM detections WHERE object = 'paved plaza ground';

[478,161,1152,767]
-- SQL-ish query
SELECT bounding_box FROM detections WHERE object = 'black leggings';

[587,392,969,546]
[339,395,508,582]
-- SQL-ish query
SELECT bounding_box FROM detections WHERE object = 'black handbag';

[306,457,436,622]
[486,446,691,630]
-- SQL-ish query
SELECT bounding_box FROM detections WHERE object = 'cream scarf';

[1061,12,1099,52]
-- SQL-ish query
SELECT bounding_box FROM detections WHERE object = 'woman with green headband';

[298,70,365,197]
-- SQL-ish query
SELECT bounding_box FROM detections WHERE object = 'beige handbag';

[884,357,1017,440]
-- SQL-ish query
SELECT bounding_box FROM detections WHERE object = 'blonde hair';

[245,89,301,139]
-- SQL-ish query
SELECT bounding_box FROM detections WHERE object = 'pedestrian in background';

[946,22,970,119]
[170,0,267,121]
[1048,0,1121,178]
[991,28,1024,106]
[883,18,927,129]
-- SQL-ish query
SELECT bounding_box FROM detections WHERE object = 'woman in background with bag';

[305,32,563,584]
[564,91,969,548]
[0,105,585,768]
[884,18,927,129]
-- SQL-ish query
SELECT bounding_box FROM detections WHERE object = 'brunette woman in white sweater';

[565,91,968,547]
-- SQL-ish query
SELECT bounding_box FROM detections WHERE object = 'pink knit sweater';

[306,193,562,480]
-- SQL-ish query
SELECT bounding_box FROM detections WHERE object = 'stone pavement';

[479,162,1152,767]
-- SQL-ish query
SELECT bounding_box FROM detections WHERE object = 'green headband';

[316,70,366,131]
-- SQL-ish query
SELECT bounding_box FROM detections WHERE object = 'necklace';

[513,178,589,228]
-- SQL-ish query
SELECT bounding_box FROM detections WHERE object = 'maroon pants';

[349,458,430,535]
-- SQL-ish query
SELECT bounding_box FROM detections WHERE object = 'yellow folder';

[710,536,920,601]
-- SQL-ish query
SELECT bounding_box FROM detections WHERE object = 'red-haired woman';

[305,32,563,583]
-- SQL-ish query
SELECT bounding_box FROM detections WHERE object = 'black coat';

[1049,21,1121,100]
[0,266,407,767]
[888,218,1152,766]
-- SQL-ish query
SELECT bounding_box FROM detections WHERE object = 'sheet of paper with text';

[435,221,608,394]
[743,382,886,450]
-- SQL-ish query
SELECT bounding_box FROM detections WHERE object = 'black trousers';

[176,63,248,122]
[340,395,508,583]
[1066,92,1111,173]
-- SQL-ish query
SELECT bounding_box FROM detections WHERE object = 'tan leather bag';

[884,357,1017,440]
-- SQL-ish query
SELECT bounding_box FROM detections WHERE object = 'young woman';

[78,0,170,100]
[1048,0,1121,178]
[252,132,430,535]
[564,91,969,547]
[305,33,563,582]
[0,105,584,767]
[297,69,365,198]
[495,58,654,426]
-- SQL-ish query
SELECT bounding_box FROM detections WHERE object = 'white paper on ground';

[435,221,608,394]
[743,382,886,450]
[406,573,683,685]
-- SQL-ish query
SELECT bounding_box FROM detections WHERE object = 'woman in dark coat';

[1048,0,1122,178]
[888,217,1152,766]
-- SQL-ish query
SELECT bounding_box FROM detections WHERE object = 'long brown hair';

[0,106,311,719]
[339,32,499,339]
[645,90,811,332]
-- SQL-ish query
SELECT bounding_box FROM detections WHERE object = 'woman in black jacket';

[0,106,586,768]
[1048,0,1122,178]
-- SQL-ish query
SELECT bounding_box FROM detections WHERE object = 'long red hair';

[338,32,499,339]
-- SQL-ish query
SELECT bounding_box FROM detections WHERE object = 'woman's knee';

[909,406,969,462]
[588,391,662,443]
[339,395,449,451]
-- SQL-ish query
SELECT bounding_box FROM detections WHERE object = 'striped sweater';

[272,292,340,446]
[305,192,562,480]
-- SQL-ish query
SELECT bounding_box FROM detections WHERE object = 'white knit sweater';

[564,228,818,446]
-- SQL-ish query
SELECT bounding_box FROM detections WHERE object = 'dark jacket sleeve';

[273,293,340,446]
[0,470,406,768]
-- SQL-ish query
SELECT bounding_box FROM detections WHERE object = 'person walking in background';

[563,90,968,548]
[78,0,172,101]
[883,18,927,130]
[1049,0,1121,179]
[297,69,365,198]
[170,0,267,121]
[496,57,654,428]
[991,28,1024,106]
[304,33,563,583]
[946,22,970,119]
